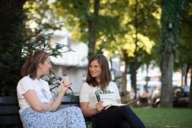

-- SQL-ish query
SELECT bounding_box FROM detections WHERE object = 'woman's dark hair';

[20,50,49,79]
[86,54,111,90]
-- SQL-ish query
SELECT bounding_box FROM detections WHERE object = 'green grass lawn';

[132,107,192,128]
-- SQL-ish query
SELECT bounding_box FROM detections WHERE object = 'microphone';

[95,90,104,112]
[56,75,72,91]
[95,90,101,102]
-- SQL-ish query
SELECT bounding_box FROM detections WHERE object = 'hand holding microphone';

[95,90,104,112]
[56,74,74,107]
[56,74,72,91]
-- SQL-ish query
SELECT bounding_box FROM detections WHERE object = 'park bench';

[137,97,149,107]
[0,95,92,128]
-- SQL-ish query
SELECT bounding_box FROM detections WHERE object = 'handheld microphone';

[95,90,101,102]
[56,74,74,107]
[56,75,72,91]
[95,90,104,112]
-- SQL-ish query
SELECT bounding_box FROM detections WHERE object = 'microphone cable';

[68,84,73,107]
[56,74,73,107]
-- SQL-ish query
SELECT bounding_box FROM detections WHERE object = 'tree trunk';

[133,56,138,99]
[181,64,188,86]
[160,42,173,107]
[88,0,100,59]
[145,64,149,93]
[160,29,174,108]
[160,0,184,108]
[133,0,138,99]
[122,59,129,93]
[188,66,192,108]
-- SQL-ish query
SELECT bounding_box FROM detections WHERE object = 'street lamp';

[167,20,173,31]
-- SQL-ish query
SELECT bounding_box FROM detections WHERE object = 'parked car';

[151,86,189,108]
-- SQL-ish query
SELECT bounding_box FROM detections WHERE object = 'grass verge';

[132,107,192,128]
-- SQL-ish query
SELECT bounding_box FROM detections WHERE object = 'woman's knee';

[118,106,131,112]
[59,106,81,114]
[69,106,82,113]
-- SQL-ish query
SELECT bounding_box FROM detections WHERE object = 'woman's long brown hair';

[86,54,112,90]
[20,50,48,79]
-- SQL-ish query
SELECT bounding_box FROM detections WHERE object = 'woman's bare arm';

[80,102,103,117]
[24,90,65,112]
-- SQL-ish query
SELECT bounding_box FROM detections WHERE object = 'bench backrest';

[0,95,80,125]
[54,95,80,109]
[0,96,21,125]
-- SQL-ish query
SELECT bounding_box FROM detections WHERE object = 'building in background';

[49,29,88,95]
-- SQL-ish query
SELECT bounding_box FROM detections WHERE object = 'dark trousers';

[92,105,145,128]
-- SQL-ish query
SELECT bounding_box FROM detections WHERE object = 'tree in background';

[124,0,160,95]
[0,0,26,96]
[0,0,68,96]
[54,0,160,94]
[176,0,192,108]
[54,0,100,59]
[159,0,185,108]
[98,0,160,94]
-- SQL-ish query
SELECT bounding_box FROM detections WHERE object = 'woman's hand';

[50,78,71,112]
[60,78,70,93]
[96,101,104,112]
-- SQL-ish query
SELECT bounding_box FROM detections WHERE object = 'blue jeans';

[92,106,145,128]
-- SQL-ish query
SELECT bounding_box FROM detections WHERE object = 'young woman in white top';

[79,54,145,128]
[17,50,86,128]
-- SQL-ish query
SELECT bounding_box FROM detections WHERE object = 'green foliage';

[0,0,70,96]
[54,0,91,42]
[160,0,184,54]
[24,0,63,30]
[53,0,160,59]
[0,0,26,96]
[176,0,192,69]
[176,0,192,108]
[53,0,162,93]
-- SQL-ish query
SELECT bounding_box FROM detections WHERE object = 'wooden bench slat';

[53,95,79,103]
[0,96,18,105]
[0,106,20,115]
[0,96,79,104]
[58,104,80,109]
[0,116,22,125]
